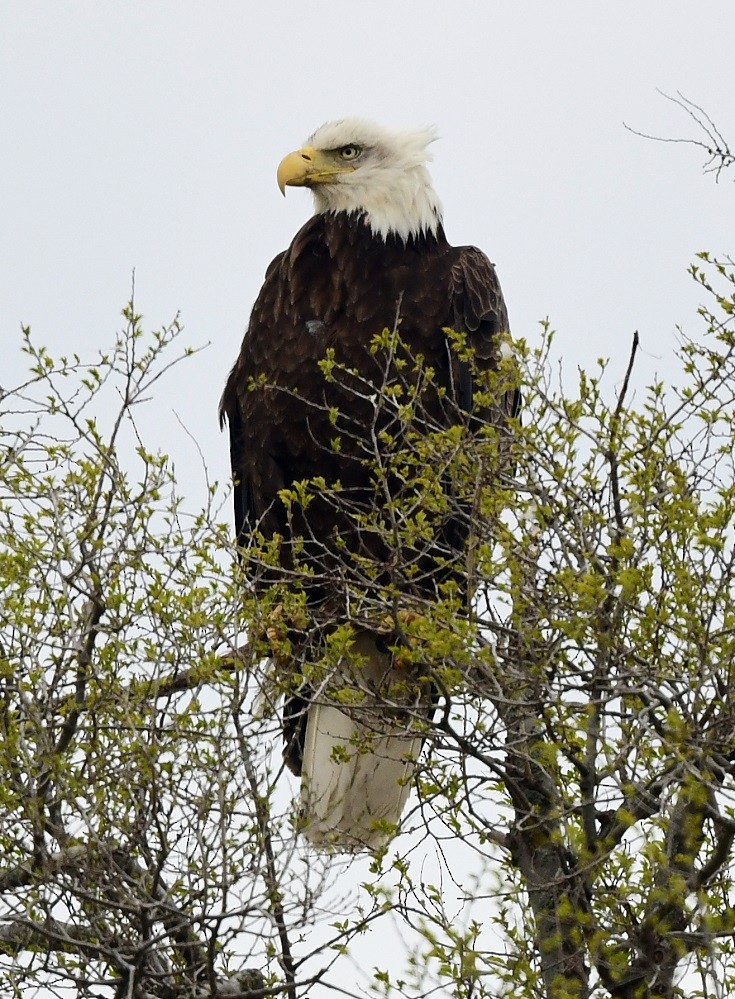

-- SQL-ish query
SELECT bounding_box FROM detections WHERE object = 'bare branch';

[624,90,734,181]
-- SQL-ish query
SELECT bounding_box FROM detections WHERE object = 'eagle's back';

[220,212,511,596]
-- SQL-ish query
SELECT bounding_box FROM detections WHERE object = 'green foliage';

[0,307,325,997]
[403,256,735,999]
[3,258,735,999]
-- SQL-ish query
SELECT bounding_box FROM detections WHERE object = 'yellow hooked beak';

[277,146,355,195]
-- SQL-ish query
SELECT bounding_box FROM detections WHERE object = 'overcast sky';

[2,2,735,992]
[3,0,734,507]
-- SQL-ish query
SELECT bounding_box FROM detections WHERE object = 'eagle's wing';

[450,246,520,420]
[218,379,250,546]
[219,250,288,547]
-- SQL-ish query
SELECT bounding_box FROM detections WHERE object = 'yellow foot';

[374,609,426,635]
[262,603,292,667]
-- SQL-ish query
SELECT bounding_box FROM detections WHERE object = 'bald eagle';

[221,119,516,851]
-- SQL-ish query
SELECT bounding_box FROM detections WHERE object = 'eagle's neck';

[311,164,442,244]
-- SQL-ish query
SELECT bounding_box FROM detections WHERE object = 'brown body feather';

[220,212,513,587]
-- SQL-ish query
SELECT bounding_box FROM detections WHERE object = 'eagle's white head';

[276,117,443,243]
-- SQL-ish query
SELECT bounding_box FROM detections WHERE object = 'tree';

[389,254,735,999]
[2,254,735,999]
[0,312,355,998]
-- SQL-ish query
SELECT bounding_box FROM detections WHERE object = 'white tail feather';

[299,631,427,852]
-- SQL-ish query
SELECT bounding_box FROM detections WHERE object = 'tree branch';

[624,90,734,182]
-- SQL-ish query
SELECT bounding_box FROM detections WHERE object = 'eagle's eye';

[337,145,361,161]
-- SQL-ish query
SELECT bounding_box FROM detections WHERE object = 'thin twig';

[624,91,734,182]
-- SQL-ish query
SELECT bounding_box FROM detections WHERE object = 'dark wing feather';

[450,246,508,345]
[218,381,250,546]
[219,249,290,546]
[450,245,519,419]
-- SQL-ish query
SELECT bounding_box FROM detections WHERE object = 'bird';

[220,118,517,851]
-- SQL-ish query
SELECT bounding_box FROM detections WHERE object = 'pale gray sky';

[2,3,735,993]
[3,0,734,505]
